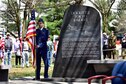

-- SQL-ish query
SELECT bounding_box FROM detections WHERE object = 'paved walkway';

[9,77,86,84]
[0,77,111,84]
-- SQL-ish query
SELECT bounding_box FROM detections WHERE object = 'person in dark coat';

[35,18,49,79]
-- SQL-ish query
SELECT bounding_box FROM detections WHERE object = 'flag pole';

[32,0,36,69]
[19,1,22,56]
[32,8,36,68]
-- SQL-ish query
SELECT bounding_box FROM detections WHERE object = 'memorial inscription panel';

[53,4,102,78]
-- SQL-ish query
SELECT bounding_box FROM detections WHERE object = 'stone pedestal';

[0,65,11,82]
[86,60,124,77]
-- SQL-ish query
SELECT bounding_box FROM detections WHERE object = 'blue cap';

[38,18,44,23]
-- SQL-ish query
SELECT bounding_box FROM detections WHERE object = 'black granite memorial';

[0,65,11,81]
[52,4,102,78]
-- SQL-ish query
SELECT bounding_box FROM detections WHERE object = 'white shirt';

[14,41,20,52]
[23,41,29,51]
[40,27,43,30]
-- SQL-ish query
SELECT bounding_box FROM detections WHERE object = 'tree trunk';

[22,4,28,38]
[102,13,109,33]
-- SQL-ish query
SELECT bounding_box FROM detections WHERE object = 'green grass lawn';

[0,59,2,64]
[9,55,54,79]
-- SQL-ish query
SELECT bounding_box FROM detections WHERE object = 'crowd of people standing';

[0,18,59,79]
[0,33,58,68]
[103,31,126,59]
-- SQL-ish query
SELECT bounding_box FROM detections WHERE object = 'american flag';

[0,30,5,59]
[1,38,4,48]
[26,9,36,67]
[0,37,5,59]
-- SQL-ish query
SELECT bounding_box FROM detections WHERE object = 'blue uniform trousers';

[35,49,49,79]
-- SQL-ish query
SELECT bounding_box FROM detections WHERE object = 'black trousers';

[15,55,21,65]
[103,45,109,59]
[35,50,49,79]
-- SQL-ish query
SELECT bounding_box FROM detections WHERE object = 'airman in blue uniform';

[35,18,49,79]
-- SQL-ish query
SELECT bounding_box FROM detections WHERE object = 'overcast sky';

[0,0,6,11]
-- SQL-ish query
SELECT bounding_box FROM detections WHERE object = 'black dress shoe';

[32,78,40,80]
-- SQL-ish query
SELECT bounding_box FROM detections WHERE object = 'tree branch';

[7,29,17,38]
[122,0,126,3]
[107,0,116,15]
[89,0,100,10]
[35,1,70,10]
[0,10,16,22]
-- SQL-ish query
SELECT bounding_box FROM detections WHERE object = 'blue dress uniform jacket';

[36,28,49,79]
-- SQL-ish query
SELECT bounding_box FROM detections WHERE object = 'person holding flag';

[26,9,49,79]
[35,18,49,79]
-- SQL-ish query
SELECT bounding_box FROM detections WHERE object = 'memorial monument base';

[85,60,124,78]
[0,65,11,82]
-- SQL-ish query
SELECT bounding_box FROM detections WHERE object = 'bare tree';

[0,0,43,37]
[116,0,126,33]
[89,0,116,33]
